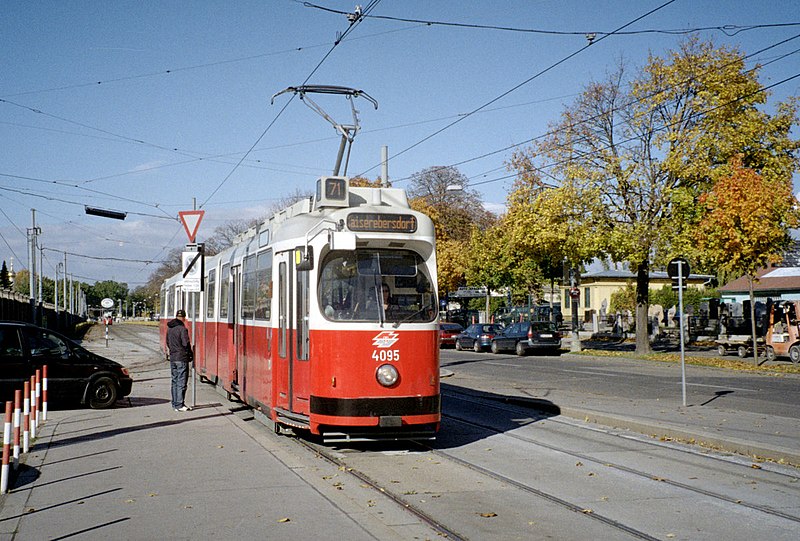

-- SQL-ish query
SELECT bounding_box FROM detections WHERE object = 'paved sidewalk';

[0,324,438,541]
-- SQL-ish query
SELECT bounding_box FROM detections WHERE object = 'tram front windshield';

[320,249,437,324]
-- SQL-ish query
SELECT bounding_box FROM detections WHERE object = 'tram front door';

[275,248,311,417]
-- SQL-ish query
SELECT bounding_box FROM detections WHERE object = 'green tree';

[502,170,608,349]
[12,269,29,296]
[511,38,798,354]
[87,280,129,308]
[0,261,11,289]
[464,223,509,317]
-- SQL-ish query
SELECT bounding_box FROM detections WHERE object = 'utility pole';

[63,252,68,312]
[27,210,41,325]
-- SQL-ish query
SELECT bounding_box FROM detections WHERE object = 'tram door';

[230,265,244,395]
[275,248,311,415]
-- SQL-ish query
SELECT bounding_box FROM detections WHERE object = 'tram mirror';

[296,247,314,271]
[329,231,356,251]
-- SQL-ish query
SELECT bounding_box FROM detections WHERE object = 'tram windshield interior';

[320,249,437,324]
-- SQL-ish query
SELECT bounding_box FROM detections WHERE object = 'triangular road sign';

[178,210,205,243]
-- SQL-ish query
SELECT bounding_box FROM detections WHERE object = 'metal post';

[678,261,687,407]
[37,244,43,317]
[63,252,67,312]
[28,210,37,324]
[54,263,61,314]
[191,292,196,408]
[381,145,389,187]
[570,268,581,352]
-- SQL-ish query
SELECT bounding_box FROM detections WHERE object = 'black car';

[490,321,562,356]
[0,322,133,409]
[455,323,504,352]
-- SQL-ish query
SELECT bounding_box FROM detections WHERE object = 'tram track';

[292,437,470,541]
[442,388,800,525]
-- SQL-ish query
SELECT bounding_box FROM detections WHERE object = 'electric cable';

[198,0,383,208]
[355,0,679,179]
[303,3,799,38]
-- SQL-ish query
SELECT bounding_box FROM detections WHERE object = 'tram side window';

[242,254,257,320]
[167,286,175,318]
[206,269,216,319]
[255,250,272,321]
[219,264,230,319]
[319,249,437,323]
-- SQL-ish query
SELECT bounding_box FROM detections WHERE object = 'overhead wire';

[388,32,800,188]
[302,3,799,38]
[1,23,425,99]
[355,0,679,179]
[468,70,800,192]
[198,0,383,208]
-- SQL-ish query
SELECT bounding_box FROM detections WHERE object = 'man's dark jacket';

[166,318,192,363]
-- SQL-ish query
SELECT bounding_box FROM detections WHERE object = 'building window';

[584,287,591,308]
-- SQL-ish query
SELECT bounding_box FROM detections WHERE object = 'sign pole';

[179,209,205,410]
[191,293,196,409]
[678,261,686,407]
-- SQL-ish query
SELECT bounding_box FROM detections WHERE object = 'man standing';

[166,309,192,411]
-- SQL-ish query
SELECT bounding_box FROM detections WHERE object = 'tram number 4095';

[372,349,400,362]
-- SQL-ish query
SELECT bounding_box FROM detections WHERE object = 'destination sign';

[347,213,418,233]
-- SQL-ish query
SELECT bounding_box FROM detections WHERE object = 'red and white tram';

[161,176,440,441]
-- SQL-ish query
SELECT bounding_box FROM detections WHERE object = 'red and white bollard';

[23,381,30,454]
[35,369,41,427]
[29,375,36,440]
[42,365,48,422]
[12,390,21,470]
[2,401,11,493]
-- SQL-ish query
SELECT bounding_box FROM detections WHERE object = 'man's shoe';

[175,406,192,412]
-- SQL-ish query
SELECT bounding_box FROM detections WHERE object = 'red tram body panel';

[160,178,441,441]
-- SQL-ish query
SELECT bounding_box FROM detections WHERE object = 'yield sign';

[178,210,205,243]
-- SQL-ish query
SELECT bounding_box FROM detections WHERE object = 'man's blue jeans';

[170,361,189,409]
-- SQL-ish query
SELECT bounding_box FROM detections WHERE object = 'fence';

[0,288,84,336]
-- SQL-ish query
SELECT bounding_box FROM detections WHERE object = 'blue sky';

[1,0,798,288]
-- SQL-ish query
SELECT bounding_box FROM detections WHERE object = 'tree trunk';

[749,276,758,366]
[635,261,652,354]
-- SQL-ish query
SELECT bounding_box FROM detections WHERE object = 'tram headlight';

[376,364,399,387]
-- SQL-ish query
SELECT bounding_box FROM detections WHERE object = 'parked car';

[439,322,464,348]
[455,323,504,352]
[490,321,562,356]
[0,322,133,409]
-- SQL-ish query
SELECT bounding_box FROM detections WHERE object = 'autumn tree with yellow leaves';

[508,37,798,354]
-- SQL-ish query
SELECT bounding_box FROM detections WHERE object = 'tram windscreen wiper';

[392,303,434,328]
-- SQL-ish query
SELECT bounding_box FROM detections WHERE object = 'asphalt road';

[440,346,800,420]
